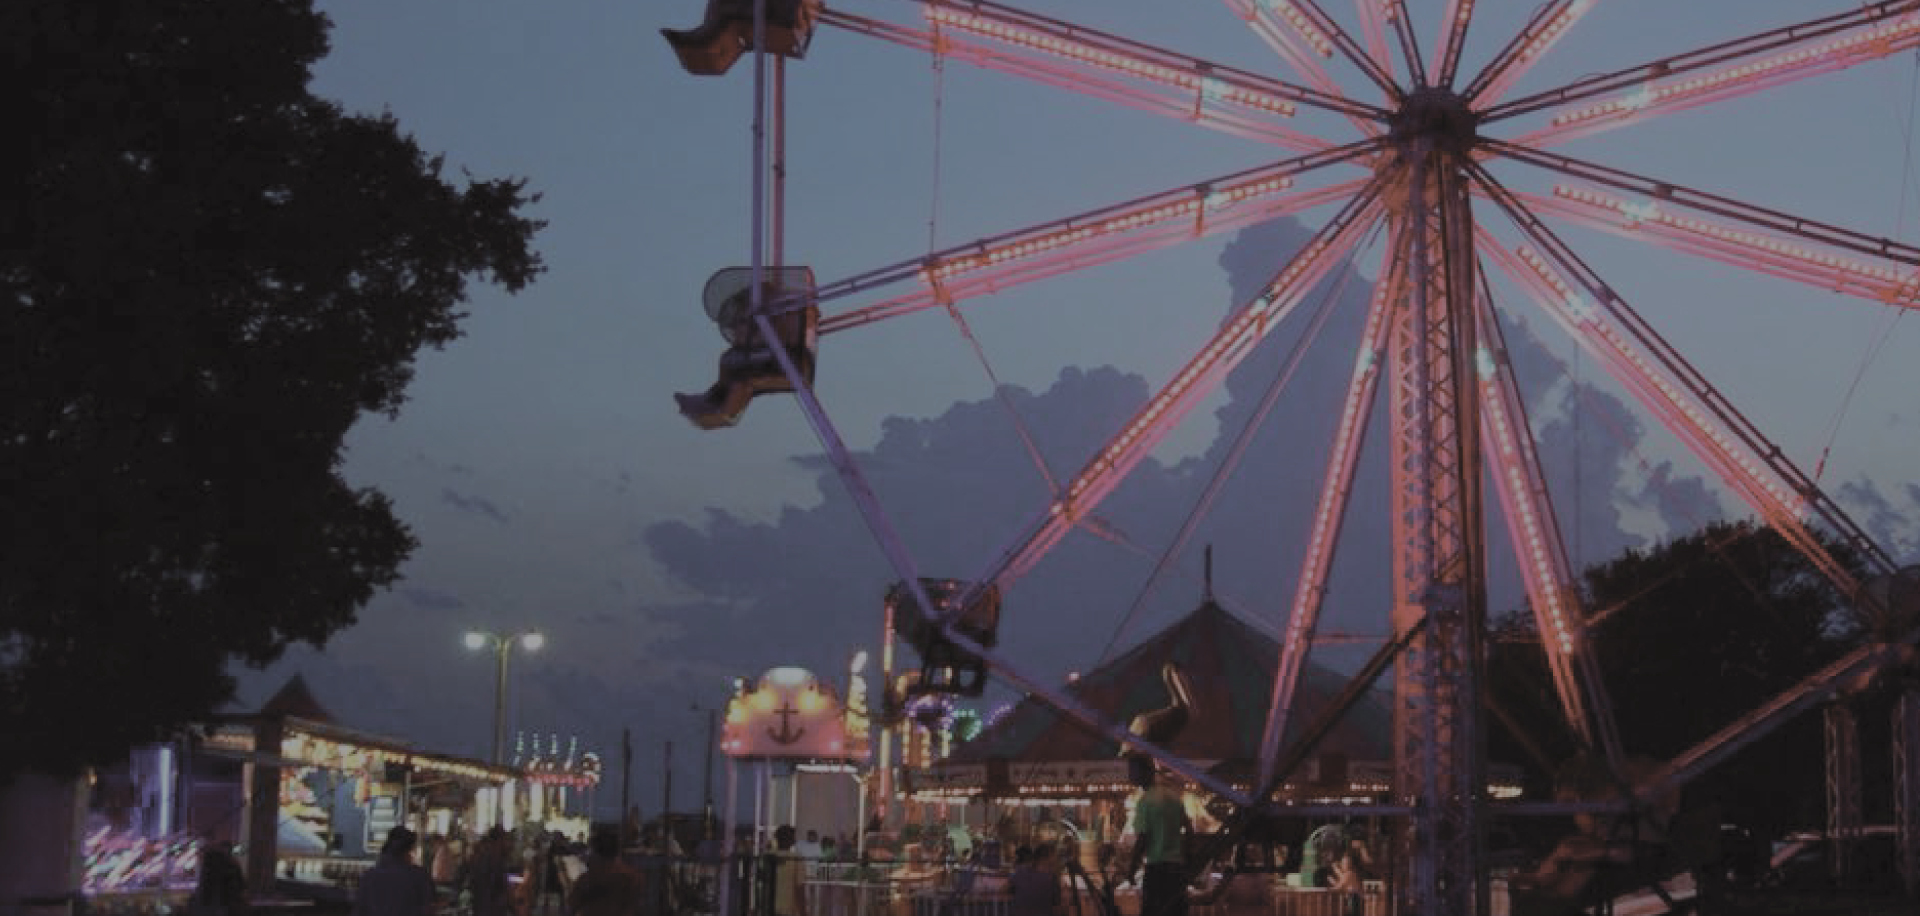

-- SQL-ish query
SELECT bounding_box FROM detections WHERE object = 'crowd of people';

[339,823,649,916]
[188,758,1381,916]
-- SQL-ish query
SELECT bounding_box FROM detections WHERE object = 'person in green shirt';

[1123,755,1191,916]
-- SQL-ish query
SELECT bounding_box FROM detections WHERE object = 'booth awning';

[921,600,1391,796]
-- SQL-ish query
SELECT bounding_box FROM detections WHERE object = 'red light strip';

[1228,0,1401,100]
[1355,0,1398,86]
[922,4,1297,114]
[1518,186,1920,308]
[1256,229,1401,787]
[823,181,1366,333]
[1225,0,1383,135]
[1483,138,1920,277]
[1464,0,1595,107]
[1474,165,1890,592]
[1432,0,1476,88]
[977,179,1390,587]
[820,8,1322,152]
[814,139,1384,334]
[1490,1,1920,144]
[1467,268,1620,763]
[1382,0,1426,88]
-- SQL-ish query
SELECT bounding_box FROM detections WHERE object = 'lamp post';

[464,629,545,764]
[688,703,718,837]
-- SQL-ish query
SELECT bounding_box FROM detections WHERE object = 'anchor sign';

[722,665,854,759]
[768,700,807,745]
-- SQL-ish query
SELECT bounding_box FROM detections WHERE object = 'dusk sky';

[230,1,1920,819]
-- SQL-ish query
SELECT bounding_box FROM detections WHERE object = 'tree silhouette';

[0,0,545,777]
[1488,520,1864,837]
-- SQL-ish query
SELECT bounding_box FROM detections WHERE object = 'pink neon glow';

[999,194,1386,582]
[1258,245,1397,783]
[1225,0,1383,136]
[1432,0,1475,84]
[924,178,1296,283]
[1461,274,1578,657]
[1526,186,1920,307]
[1246,0,1335,58]
[1470,0,1595,107]
[1486,236,1868,602]
[1492,241,1818,529]
[923,5,1299,115]
[1355,0,1397,84]
[821,8,1339,152]
[1517,12,1920,147]
[1470,287,1614,756]
[822,179,1367,334]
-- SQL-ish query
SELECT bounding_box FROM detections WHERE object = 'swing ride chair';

[674,266,820,430]
[668,0,1920,912]
[886,579,1002,699]
[661,0,822,76]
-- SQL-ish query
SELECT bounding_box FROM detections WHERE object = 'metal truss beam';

[1386,143,1486,916]
[1483,139,1920,296]
[1471,163,1896,593]
[1469,273,1623,767]
[1231,0,1401,101]
[1224,0,1383,137]
[820,2,1386,139]
[1463,0,1596,108]
[968,179,1389,591]
[1506,188,1920,310]
[1897,685,1920,895]
[752,309,1254,808]
[1353,0,1397,90]
[1649,639,1918,797]
[1257,228,1406,789]
[1826,702,1864,885]
[1431,0,1475,89]
[1488,0,1920,146]
[812,139,1382,333]
[1372,0,1424,90]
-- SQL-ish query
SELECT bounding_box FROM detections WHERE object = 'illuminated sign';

[722,667,859,760]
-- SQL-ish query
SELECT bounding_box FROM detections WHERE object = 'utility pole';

[662,740,674,837]
[620,727,632,834]
[660,739,675,916]
[703,707,717,835]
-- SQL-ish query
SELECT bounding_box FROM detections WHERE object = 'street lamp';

[464,629,544,764]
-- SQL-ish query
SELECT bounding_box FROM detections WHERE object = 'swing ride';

[665,1,1920,912]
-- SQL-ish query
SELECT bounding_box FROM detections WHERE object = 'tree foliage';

[1488,520,1864,834]
[0,0,545,776]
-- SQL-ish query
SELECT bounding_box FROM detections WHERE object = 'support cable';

[927,44,947,253]
[941,300,1061,497]
[1812,47,1920,484]
[1099,220,1383,668]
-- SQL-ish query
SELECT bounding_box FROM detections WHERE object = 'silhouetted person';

[465,826,515,916]
[355,827,435,916]
[1009,841,1063,916]
[193,839,247,916]
[570,828,642,916]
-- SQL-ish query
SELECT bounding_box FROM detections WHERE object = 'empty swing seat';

[675,266,819,430]
[887,579,1002,698]
[661,0,822,76]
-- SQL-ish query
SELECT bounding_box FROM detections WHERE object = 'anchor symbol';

[768,700,806,745]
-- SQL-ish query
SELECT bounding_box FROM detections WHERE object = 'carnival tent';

[933,597,1391,791]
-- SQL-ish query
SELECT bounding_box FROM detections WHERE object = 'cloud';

[440,486,510,523]
[636,216,1703,708]
[1837,478,1920,563]
[234,215,1747,822]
